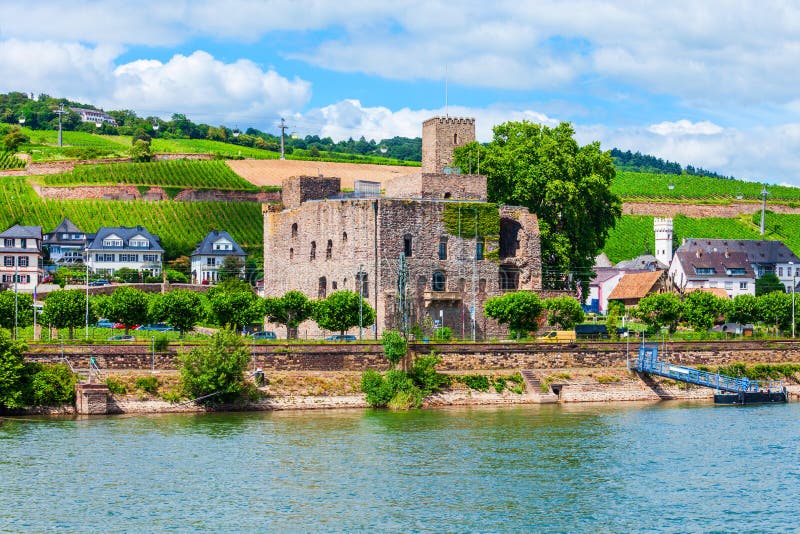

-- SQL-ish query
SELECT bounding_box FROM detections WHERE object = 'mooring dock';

[630,343,788,405]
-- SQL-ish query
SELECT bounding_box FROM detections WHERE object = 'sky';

[1,0,799,185]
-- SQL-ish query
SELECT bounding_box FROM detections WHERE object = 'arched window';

[403,234,413,257]
[438,237,448,260]
[310,241,316,261]
[289,247,294,260]
[291,223,298,238]
[318,277,327,298]
[432,271,446,292]
[326,239,333,260]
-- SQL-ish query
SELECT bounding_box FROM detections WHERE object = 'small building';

[607,270,666,308]
[669,242,757,298]
[586,268,624,314]
[43,218,92,264]
[0,224,44,292]
[191,230,246,283]
[70,107,117,126]
[86,226,163,277]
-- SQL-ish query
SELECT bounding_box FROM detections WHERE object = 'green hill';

[612,171,800,202]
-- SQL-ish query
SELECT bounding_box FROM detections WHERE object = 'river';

[1,402,798,532]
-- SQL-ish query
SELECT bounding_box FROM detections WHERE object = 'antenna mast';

[54,104,67,147]
[279,118,288,160]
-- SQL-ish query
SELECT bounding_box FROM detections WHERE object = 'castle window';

[356,271,369,298]
[438,237,448,260]
[332,281,337,290]
[453,133,458,145]
[289,248,294,260]
[443,192,451,199]
[291,223,298,238]
[310,241,316,261]
[326,239,333,260]
[476,238,485,260]
[403,234,413,257]
[432,271,446,292]
[499,265,519,291]
[342,231,348,242]
[318,277,327,299]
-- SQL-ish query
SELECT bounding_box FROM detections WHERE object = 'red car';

[112,323,141,330]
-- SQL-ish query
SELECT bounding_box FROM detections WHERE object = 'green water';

[1,402,799,532]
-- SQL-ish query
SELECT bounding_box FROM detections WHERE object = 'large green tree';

[0,290,34,331]
[314,290,375,336]
[454,121,621,289]
[635,293,682,333]
[681,291,730,331]
[0,330,27,409]
[178,329,250,403]
[756,291,793,333]
[728,294,759,324]
[483,291,544,339]
[263,290,315,339]
[207,280,263,332]
[104,286,149,334]
[41,289,95,340]
[755,273,786,296]
[543,296,585,330]
[149,290,204,337]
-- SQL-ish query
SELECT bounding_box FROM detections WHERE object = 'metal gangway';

[630,343,784,394]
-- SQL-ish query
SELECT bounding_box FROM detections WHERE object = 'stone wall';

[152,153,215,161]
[33,184,278,203]
[281,176,341,209]
[421,117,476,174]
[623,201,800,217]
[35,185,141,200]
[383,172,487,201]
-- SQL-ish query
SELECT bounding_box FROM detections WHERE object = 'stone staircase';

[520,369,559,403]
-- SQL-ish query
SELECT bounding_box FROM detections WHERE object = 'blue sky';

[1,1,800,185]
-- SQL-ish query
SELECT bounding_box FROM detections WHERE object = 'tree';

[314,290,375,336]
[728,294,759,324]
[218,255,244,282]
[2,128,29,152]
[635,293,682,332]
[104,286,149,334]
[178,329,250,403]
[41,289,94,340]
[0,290,33,330]
[149,290,204,337]
[207,281,263,331]
[381,330,407,366]
[130,138,151,162]
[0,330,27,409]
[681,291,730,331]
[543,296,585,329]
[483,291,544,339]
[756,291,793,332]
[755,273,785,296]
[454,121,621,289]
[114,267,140,283]
[263,290,315,339]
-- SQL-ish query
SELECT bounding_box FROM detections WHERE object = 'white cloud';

[648,120,724,136]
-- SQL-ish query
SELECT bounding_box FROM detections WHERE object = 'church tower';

[421,117,476,174]
[654,217,673,267]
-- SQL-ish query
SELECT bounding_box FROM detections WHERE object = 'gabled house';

[586,268,624,314]
[70,107,117,126]
[86,226,163,277]
[191,230,246,283]
[43,218,93,264]
[607,270,666,308]
[669,240,763,297]
[0,224,44,292]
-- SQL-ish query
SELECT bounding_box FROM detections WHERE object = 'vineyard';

[0,176,263,260]
[612,171,800,202]
[0,151,25,170]
[603,214,768,263]
[40,160,258,190]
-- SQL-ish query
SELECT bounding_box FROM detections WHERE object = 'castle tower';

[421,117,476,174]
[654,217,673,267]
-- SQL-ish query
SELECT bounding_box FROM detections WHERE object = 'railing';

[631,344,784,393]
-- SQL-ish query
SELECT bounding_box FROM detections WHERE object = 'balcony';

[423,290,462,306]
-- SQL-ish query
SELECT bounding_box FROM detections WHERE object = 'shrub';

[410,353,451,394]
[507,372,524,386]
[154,335,169,352]
[160,389,183,403]
[28,363,77,405]
[434,327,452,341]
[105,378,127,395]
[460,374,490,391]
[361,369,393,408]
[381,330,407,365]
[596,375,620,384]
[493,376,507,393]
[135,376,159,394]
[178,329,250,403]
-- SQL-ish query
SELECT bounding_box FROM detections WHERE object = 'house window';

[438,237,448,260]
[207,257,216,266]
[726,268,746,276]
[432,271,446,292]
[695,267,716,275]
[318,277,327,299]
[130,239,148,248]
[403,234,413,257]
[499,265,519,291]
[326,239,333,260]
[3,256,13,267]
[103,239,123,247]
[291,223,298,238]
[778,266,784,277]
[17,257,29,267]
[3,238,12,247]
[725,282,733,290]
[310,241,316,261]
[143,254,159,262]
[20,239,26,248]
[96,253,115,262]
[119,254,139,262]
[356,271,368,298]
[476,238,484,260]
[740,282,748,290]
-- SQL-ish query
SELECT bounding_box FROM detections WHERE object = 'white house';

[43,218,92,264]
[70,107,117,126]
[586,268,624,314]
[0,224,44,292]
[191,230,246,283]
[86,226,163,277]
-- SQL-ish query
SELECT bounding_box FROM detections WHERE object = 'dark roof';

[590,268,622,286]
[674,249,755,279]
[44,218,90,246]
[0,224,42,240]
[191,230,246,257]
[87,226,163,252]
[679,238,800,265]
[49,218,82,235]
[615,254,668,271]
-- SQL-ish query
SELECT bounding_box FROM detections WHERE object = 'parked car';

[108,335,135,341]
[325,334,357,342]
[136,323,177,332]
[89,279,110,286]
[95,319,116,329]
[113,323,140,330]
[41,275,54,283]
[250,331,277,340]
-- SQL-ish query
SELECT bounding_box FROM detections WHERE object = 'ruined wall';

[383,172,487,201]
[421,117,476,174]
[281,176,341,209]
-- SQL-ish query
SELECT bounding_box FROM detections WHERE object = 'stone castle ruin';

[263,117,542,339]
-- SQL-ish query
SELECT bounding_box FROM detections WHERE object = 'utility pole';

[760,185,769,236]
[54,104,66,147]
[279,118,287,160]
